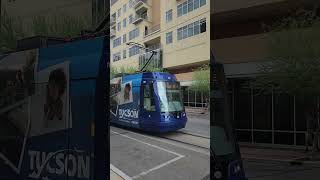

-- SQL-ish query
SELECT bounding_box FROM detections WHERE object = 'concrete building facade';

[212,0,319,146]
[110,0,210,107]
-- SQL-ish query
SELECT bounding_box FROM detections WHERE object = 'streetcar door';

[141,82,157,124]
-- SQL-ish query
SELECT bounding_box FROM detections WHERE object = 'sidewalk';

[185,107,208,114]
[240,144,320,166]
[110,169,124,180]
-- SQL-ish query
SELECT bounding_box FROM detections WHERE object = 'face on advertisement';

[124,83,131,101]
[45,69,66,121]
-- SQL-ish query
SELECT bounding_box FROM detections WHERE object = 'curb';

[179,129,210,139]
[242,156,320,167]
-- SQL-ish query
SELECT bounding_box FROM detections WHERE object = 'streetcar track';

[156,133,209,150]
[111,126,210,156]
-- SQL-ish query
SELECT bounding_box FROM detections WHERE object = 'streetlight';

[126,41,157,72]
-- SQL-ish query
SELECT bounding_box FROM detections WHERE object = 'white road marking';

[111,131,185,179]
[112,131,183,157]
[110,164,133,180]
[131,156,184,179]
[112,128,210,156]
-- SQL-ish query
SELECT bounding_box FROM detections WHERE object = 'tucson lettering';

[28,150,90,178]
[118,109,139,119]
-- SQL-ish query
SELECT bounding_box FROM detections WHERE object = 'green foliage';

[110,66,138,79]
[0,11,25,52]
[190,64,210,93]
[253,9,320,101]
[0,10,90,53]
[31,14,90,37]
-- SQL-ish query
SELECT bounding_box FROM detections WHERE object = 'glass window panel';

[200,19,206,33]
[274,132,294,145]
[274,93,294,130]
[236,130,251,143]
[234,79,252,129]
[194,0,200,9]
[188,24,194,37]
[295,97,317,131]
[188,0,194,12]
[182,2,188,15]
[253,131,272,143]
[194,21,200,35]
[296,133,306,146]
[200,0,206,7]
[253,90,272,129]
[177,4,183,17]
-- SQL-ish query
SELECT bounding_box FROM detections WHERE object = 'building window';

[188,0,194,13]
[129,0,133,8]
[200,18,206,33]
[166,9,173,23]
[113,52,121,62]
[117,22,121,31]
[194,0,200,9]
[200,0,206,7]
[188,24,194,37]
[118,8,121,18]
[129,14,134,24]
[129,45,140,57]
[177,0,206,17]
[123,3,127,13]
[123,18,127,28]
[177,18,206,41]
[194,20,200,35]
[113,37,121,48]
[166,32,173,44]
[177,4,183,17]
[123,34,127,43]
[129,28,139,40]
[123,50,127,59]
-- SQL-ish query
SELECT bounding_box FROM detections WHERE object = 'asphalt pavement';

[182,110,210,137]
[110,126,210,180]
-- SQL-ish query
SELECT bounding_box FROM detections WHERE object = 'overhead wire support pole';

[126,42,157,72]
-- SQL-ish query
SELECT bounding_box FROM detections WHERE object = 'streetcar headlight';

[214,171,222,179]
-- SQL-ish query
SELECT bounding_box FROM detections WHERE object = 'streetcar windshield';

[157,81,184,112]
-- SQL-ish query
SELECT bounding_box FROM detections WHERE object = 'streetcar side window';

[143,84,156,111]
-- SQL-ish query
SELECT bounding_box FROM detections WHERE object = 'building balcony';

[144,24,160,38]
[134,0,150,14]
[110,29,116,38]
[132,14,149,24]
[139,49,162,70]
[110,16,116,26]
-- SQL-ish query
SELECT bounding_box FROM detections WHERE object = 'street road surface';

[110,126,210,180]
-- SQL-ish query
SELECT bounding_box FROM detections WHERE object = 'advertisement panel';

[0,36,108,180]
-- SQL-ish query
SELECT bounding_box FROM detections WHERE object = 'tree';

[252,8,320,154]
[0,11,25,52]
[190,64,210,111]
[253,9,320,104]
[0,10,90,53]
[190,64,210,94]
[110,65,167,79]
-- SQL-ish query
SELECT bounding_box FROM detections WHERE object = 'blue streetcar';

[110,72,187,133]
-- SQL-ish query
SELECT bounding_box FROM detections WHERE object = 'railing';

[111,0,118,6]
[139,49,162,69]
[110,16,116,25]
[133,0,147,7]
[110,29,116,37]
[133,13,149,24]
[144,24,160,37]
